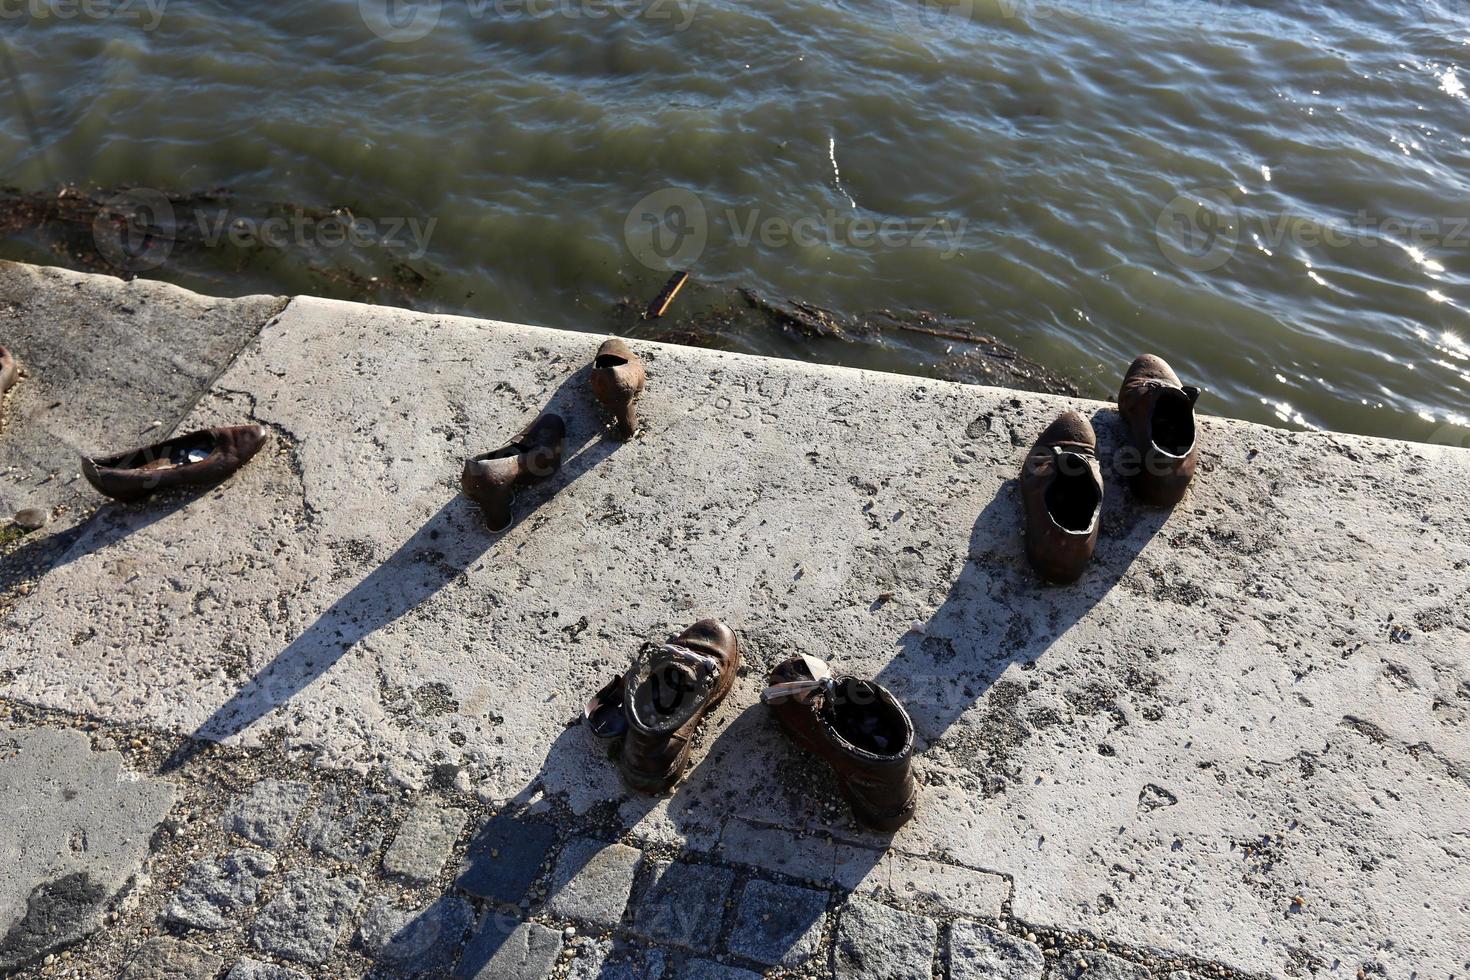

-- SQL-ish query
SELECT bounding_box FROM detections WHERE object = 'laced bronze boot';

[762,655,917,832]
[616,619,740,794]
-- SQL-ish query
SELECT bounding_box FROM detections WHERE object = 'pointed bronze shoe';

[762,655,917,832]
[81,424,271,503]
[461,413,566,532]
[1118,355,1201,506]
[589,338,646,439]
[0,347,19,421]
[617,619,740,794]
[1020,411,1103,584]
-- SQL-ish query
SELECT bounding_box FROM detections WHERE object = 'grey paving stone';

[716,818,836,885]
[1055,950,1153,980]
[358,895,476,975]
[454,917,562,980]
[727,879,828,967]
[120,938,223,980]
[948,921,1044,980]
[563,937,611,980]
[224,780,311,848]
[683,959,762,980]
[249,870,364,966]
[225,959,311,980]
[384,803,468,885]
[833,895,937,980]
[628,858,736,952]
[546,837,642,928]
[0,728,175,973]
[301,785,391,862]
[163,849,276,931]
[456,814,557,903]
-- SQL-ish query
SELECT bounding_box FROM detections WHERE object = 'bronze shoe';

[0,347,18,421]
[617,619,740,794]
[1118,355,1201,506]
[589,338,646,439]
[81,424,271,503]
[1020,411,1103,584]
[461,413,566,532]
[763,655,917,832]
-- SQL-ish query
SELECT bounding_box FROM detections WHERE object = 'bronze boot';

[1118,355,1201,506]
[1020,411,1103,584]
[589,338,646,438]
[81,424,271,503]
[762,655,917,832]
[461,413,566,531]
[618,619,740,794]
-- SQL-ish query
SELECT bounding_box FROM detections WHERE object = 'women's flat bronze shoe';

[1020,411,1103,584]
[461,413,566,532]
[81,424,271,503]
[1118,355,1201,506]
[616,619,740,794]
[762,655,917,833]
[0,347,19,421]
[589,338,646,439]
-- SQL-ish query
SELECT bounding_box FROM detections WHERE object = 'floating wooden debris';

[644,270,691,320]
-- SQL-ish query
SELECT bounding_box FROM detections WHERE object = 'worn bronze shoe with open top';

[589,338,646,439]
[762,654,917,832]
[1020,411,1103,584]
[81,424,270,503]
[461,412,566,532]
[1118,354,1201,506]
[586,619,740,794]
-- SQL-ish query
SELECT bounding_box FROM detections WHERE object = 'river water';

[2,0,1467,442]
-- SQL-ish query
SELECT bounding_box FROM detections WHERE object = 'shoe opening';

[629,647,717,734]
[116,431,217,471]
[1044,454,1100,533]
[595,353,629,368]
[473,441,526,463]
[1151,389,1196,456]
[826,679,908,757]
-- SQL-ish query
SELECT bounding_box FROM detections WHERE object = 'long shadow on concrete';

[164,368,626,772]
[443,410,1177,975]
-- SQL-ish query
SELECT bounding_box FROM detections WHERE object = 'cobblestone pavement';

[1,704,1250,980]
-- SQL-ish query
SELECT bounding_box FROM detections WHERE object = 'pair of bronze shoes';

[586,620,919,832]
[1021,355,1201,583]
[461,338,646,531]
[81,424,272,503]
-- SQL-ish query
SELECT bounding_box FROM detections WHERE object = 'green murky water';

[2,0,1468,442]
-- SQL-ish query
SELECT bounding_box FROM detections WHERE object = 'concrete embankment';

[1,260,1467,978]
